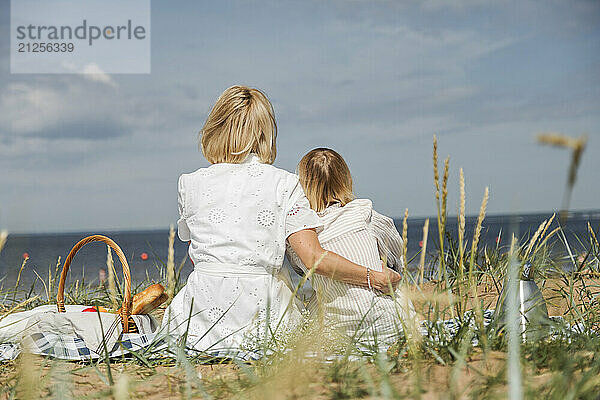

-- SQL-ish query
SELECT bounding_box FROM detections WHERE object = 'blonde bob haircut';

[200,85,277,164]
[298,148,355,213]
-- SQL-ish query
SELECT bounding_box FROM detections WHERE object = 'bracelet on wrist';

[366,267,373,291]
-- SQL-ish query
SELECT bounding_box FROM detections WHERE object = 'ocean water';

[406,210,600,277]
[1,210,599,291]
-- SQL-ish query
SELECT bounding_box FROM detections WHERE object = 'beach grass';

[1,137,599,399]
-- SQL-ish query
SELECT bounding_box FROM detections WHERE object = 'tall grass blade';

[418,219,429,286]
[537,133,587,223]
[95,306,114,386]
[506,235,523,400]
[106,246,119,311]
[402,208,408,275]
[167,224,176,304]
[469,187,488,288]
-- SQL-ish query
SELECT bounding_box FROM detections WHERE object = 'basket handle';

[56,235,132,333]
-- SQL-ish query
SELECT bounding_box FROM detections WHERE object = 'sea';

[1,210,599,292]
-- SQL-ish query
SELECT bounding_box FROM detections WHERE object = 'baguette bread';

[119,283,168,315]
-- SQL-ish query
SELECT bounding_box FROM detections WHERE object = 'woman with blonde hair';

[162,86,400,357]
[288,148,416,350]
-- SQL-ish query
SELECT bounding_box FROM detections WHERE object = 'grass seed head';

[419,218,430,286]
[167,224,176,303]
[458,168,466,254]
[0,230,7,254]
[402,208,409,270]
[433,135,440,201]
[106,246,119,311]
[469,187,489,284]
[441,157,450,226]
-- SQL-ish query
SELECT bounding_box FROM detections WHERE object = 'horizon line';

[5,207,600,237]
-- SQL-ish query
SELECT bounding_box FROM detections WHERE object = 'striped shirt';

[287,199,416,349]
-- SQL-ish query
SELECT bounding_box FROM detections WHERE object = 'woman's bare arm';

[287,228,400,292]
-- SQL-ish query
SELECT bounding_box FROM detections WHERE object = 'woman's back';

[178,154,307,272]
[167,154,322,356]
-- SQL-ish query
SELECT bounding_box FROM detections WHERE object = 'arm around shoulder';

[287,228,401,292]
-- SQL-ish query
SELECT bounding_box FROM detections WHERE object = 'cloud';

[0,70,207,175]
[82,63,118,88]
[420,0,494,11]
[0,79,127,140]
[27,119,128,140]
[58,62,118,88]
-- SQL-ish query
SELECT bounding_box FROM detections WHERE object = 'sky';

[0,0,599,234]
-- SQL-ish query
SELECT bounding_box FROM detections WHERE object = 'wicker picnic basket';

[56,235,138,333]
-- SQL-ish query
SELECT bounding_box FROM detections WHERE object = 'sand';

[2,277,598,398]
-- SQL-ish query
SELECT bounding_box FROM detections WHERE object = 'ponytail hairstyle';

[298,148,354,212]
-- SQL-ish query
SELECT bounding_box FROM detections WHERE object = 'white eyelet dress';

[162,154,322,358]
[287,199,417,351]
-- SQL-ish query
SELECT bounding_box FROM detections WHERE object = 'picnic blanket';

[0,305,158,362]
[0,308,587,363]
[0,331,261,362]
[418,309,587,346]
